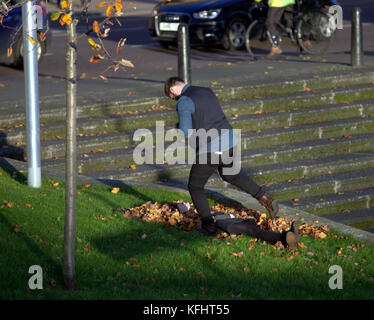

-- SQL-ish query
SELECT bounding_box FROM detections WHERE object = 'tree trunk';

[62,1,78,291]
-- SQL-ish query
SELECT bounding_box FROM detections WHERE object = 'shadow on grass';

[0,212,62,275]
[96,175,248,211]
[89,220,365,300]
[83,182,373,299]
[85,180,156,210]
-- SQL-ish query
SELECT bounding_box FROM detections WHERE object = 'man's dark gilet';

[181,86,232,153]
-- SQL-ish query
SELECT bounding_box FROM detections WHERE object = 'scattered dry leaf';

[111,187,120,194]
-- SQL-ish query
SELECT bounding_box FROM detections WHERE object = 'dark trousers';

[188,148,265,221]
[227,219,282,245]
[265,5,294,38]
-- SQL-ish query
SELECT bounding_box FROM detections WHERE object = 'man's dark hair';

[164,76,185,97]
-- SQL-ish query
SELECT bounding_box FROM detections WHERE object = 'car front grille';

[155,12,191,38]
[159,12,190,24]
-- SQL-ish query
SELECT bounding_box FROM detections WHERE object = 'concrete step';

[3,80,374,144]
[78,133,374,181]
[7,104,374,160]
[205,152,374,186]
[143,163,374,204]
[328,208,374,225]
[239,115,374,150]
[1,73,374,128]
[3,82,374,145]
[1,109,178,146]
[229,99,374,132]
[0,95,170,129]
[4,81,374,144]
[225,83,374,117]
[267,168,374,202]
[281,188,374,217]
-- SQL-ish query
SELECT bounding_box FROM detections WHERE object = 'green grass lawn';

[0,166,374,300]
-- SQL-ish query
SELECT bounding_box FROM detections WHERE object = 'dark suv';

[149,0,258,50]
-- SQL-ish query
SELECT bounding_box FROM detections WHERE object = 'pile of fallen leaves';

[120,201,198,232]
[118,201,330,240]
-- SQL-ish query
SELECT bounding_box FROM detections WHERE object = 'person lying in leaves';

[212,211,300,250]
[177,202,299,249]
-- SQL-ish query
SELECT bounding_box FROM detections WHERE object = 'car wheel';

[12,33,45,69]
[222,17,248,50]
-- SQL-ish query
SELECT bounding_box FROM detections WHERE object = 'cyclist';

[255,0,296,57]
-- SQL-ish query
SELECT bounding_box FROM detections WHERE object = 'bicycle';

[245,0,337,59]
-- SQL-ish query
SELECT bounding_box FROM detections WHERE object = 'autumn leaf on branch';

[89,55,103,63]
[26,35,36,44]
[96,1,107,8]
[101,27,110,38]
[118,59,134,68]
[59,14,72,26]
[115,1,123,13]
[50,11,62,21]
[106,5,114,17]
[2,2,9,12]
[88,38,101,51]
[60,0,70,10]
[93,20,100,34]
[59,2,134,80]
[116,37,126,55]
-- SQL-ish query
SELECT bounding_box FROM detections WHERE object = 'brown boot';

[266,46,283,58]
[290,221,300,242]
[280,229,299,250]
[286,231,298,250]
[258,194,279,219]
[284,221,300,250]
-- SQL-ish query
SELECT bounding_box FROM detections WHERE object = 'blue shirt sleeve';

[176,96,195,137]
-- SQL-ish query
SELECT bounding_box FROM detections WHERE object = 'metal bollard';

[351,7,363,68]
[23,1,41,188]
[178,23,191,84]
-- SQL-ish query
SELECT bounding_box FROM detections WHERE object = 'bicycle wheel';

[296,11,334,55]
[245,19,271,59]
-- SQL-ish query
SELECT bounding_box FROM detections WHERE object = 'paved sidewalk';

[1,0,373,105]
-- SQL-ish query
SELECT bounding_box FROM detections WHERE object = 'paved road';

[0,0,373,104]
